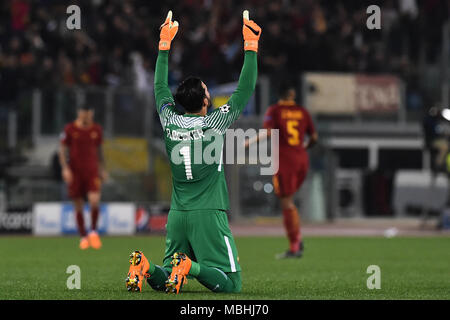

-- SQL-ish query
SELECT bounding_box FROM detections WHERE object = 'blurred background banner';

[103,137,149,174]
[0,210,32,234]
[304,73,356,114]
[33,202,135,236]
[304,73,401,114]
[355,75,401,112]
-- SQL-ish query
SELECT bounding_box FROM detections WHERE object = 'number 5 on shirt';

[287,120,300,146]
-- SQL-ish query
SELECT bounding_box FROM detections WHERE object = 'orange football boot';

[88,231,102,249]
[125,250,151,292]
[79,237,89,250]
[165,253,192,294]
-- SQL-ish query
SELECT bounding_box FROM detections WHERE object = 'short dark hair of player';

[78,104,94,111]
[278,81,297,100]
[175,77,206,113]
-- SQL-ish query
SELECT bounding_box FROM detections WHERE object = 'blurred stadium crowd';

[0,0,448,109]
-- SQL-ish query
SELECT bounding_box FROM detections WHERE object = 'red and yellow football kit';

[263,101,316,253]
[61,122,103,199]
[263,101,316,197]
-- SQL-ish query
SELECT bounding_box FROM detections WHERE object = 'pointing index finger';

[243,10,249,21]
[166,10,173,23]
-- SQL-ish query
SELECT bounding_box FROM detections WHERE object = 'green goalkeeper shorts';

[162,209,241,274]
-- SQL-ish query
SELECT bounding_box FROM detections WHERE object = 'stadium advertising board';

[355,75,401,112]
[304,73,356,114]
[135,205,169,233]
[0,211,32,234]
[305,73,401,114]
[33,202,135,235]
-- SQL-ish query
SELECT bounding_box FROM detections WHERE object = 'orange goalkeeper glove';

[242,10,261,52]
[159,10,179,51]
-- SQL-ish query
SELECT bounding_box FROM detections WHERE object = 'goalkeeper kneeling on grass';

[125,10,261,294]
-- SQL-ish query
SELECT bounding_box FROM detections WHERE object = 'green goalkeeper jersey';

[154,50,257,211]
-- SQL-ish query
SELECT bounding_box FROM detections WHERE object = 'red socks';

[282,207,301,252]
[76,210,87,237]
[91,206,99,231]
[76,207,99,236]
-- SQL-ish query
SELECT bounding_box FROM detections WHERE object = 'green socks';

[146,261,241,293]
[194,265,242,293]
[189,261,201,276]
[146,262,169,291]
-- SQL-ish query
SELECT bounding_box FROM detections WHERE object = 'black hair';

[78,103,93,111]
[174,77,206,113]
[278,80,297,99]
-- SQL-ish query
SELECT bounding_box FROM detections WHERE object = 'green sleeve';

[154,51,176,115]
[228,51,258,112]
[205,51,258,133]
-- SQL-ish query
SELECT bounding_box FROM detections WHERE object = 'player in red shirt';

[59,105,107,250]
[247,83,318,258]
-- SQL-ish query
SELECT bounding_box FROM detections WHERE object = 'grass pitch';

[0,235,449,300]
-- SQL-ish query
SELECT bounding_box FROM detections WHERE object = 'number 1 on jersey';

[180,146,193,180]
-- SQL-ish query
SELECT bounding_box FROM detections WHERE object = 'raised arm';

[154,11,179,114]
[154,51,173,111]
[205,11,261,133]
[227,10,261,113]
[228,51,258,113]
